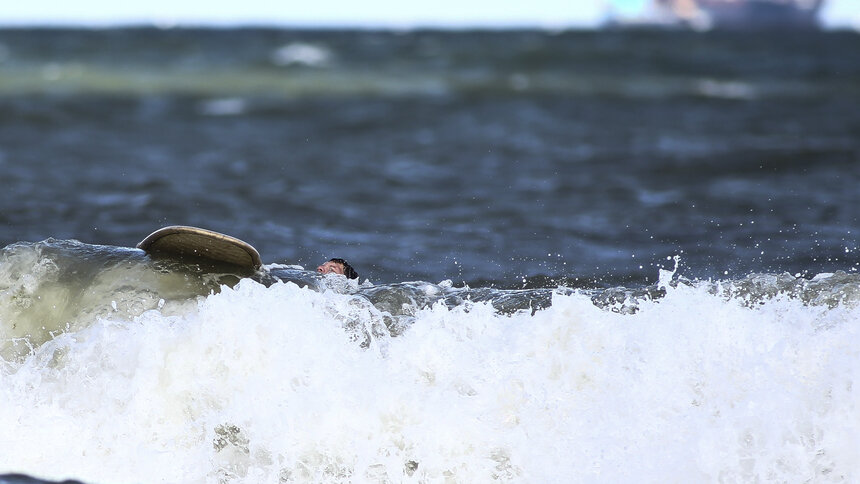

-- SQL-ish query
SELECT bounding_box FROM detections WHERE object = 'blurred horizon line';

[1,21,859,32]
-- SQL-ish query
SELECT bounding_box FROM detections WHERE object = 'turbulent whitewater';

[2,240,860,483]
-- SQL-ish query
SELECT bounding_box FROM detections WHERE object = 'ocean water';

[1,28,860,483]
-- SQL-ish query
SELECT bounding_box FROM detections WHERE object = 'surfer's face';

[316,260,345,275]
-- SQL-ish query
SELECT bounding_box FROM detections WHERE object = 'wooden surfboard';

[136,225,262,271]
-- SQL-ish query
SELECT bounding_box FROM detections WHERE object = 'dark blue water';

[1,28,859,286]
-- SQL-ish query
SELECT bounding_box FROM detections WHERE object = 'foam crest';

[271,43,332,67]
[1,277,859,483]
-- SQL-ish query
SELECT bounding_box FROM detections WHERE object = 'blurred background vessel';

[611,0,825,30]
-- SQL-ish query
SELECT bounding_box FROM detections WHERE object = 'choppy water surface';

[1,28,860,483]
[1,28,859,284]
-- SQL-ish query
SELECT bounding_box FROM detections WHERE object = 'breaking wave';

[2,240,860,482]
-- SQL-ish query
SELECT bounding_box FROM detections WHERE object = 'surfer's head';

[317,258,359,280]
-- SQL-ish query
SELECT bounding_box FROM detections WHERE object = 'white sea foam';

[198,98,247,116]
[1,277,859,483]
[271,43,332,67]
[695,79,756,100]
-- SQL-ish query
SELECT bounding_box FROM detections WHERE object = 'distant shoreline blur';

[0,1,858,32]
